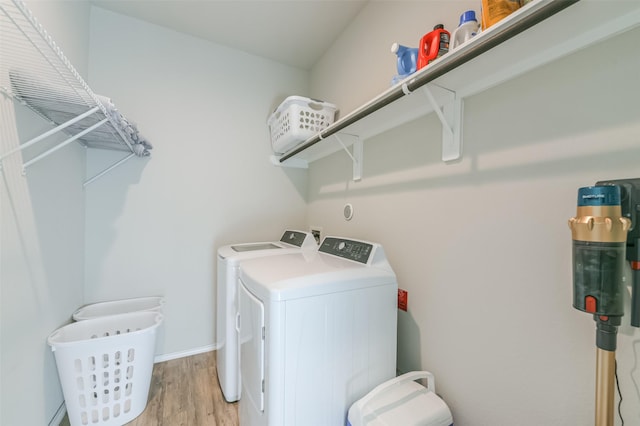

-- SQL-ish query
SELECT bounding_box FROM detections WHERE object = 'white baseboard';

[154,343,219,363]
[48,402,66,426]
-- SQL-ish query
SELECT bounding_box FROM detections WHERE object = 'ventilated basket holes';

[115,351,121,366]
[127,349,135,362]
[78,394,86,408]
[124,398,132,413]
[114,368,121,383]
[102,407,110,421]
[103,331,110,337]
[125,382,133,397]
[80,412,88,425]
[113,403,121,417]
[102,354,109,368]
[76,377,84,391]
[88,356,96,371]
[74,359,82,373]
[91,409,99,423]
[90,374,97,389]
[102,371,109,386]
[102,389,110,404]
[114,386,121,401]
[126,365,134,380]
[90,334,98,339]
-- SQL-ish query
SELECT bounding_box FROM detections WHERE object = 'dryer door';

[238,280,265,412]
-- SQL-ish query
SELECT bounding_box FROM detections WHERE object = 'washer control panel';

[279,230,308,247]
[319,237,373,264]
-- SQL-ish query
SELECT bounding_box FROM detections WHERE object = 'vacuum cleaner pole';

[595,347,615,426]
[594,316,620,426]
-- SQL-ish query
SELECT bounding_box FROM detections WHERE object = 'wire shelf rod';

[83,152,136,187]
[22,118,109,171]
[0,106,100,162]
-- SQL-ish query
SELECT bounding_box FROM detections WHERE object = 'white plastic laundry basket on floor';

[347,371,453,426]
[48,312,163,426]
[72,297,165,321]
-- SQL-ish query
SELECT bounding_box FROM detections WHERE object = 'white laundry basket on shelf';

[268,95,337,154]
[48,312,163,426]
[72,296,165,321]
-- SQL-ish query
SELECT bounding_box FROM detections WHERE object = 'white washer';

[216,230,317,402]
[238,237,397,426]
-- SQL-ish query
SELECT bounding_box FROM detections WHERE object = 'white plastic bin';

[268,95,337,154]
[48,312,163,426]
[347,371,453,426]
[72,297,165,321]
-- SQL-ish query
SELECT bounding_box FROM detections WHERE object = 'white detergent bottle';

[451,10,480,50]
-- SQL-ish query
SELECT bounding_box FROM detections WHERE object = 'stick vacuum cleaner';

[568,180,640,426]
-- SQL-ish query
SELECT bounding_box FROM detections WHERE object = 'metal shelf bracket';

[270,155,308,169]
[421,84,463,162]
[334,133,363,181]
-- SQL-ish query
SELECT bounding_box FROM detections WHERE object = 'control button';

[338,242,346,251]
[585,295,597,313]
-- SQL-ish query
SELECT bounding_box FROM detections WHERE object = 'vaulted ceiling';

[91,0,369,70]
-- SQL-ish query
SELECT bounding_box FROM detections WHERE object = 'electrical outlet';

[398,289,408,311]
[310,226,323,245]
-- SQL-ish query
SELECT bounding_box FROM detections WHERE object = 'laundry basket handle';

[356,371,436,410]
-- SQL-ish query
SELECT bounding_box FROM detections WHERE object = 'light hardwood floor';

[60,351,239,426]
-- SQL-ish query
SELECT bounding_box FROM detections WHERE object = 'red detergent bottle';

[417,24,450,70]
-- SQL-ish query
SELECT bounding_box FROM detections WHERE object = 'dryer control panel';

[319,237,373,264]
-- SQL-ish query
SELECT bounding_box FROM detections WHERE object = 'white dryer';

[216,230,317,402]
[238,237,397,426]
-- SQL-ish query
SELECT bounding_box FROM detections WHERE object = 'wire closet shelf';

[0,0,151,184]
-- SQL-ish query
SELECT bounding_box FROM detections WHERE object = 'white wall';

[308,2,640,425]
[0,2,90,425]
[85,7,309,358]
[310,1,476,116]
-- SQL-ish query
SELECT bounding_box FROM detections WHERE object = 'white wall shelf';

[272,0,640,180]
[0,0,152,185]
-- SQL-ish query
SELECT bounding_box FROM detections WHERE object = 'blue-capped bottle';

[451,10,480,50]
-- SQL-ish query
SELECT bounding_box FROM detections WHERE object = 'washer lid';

[239,238,396,301]
[231,242,282,252]
[217,230,317,261]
